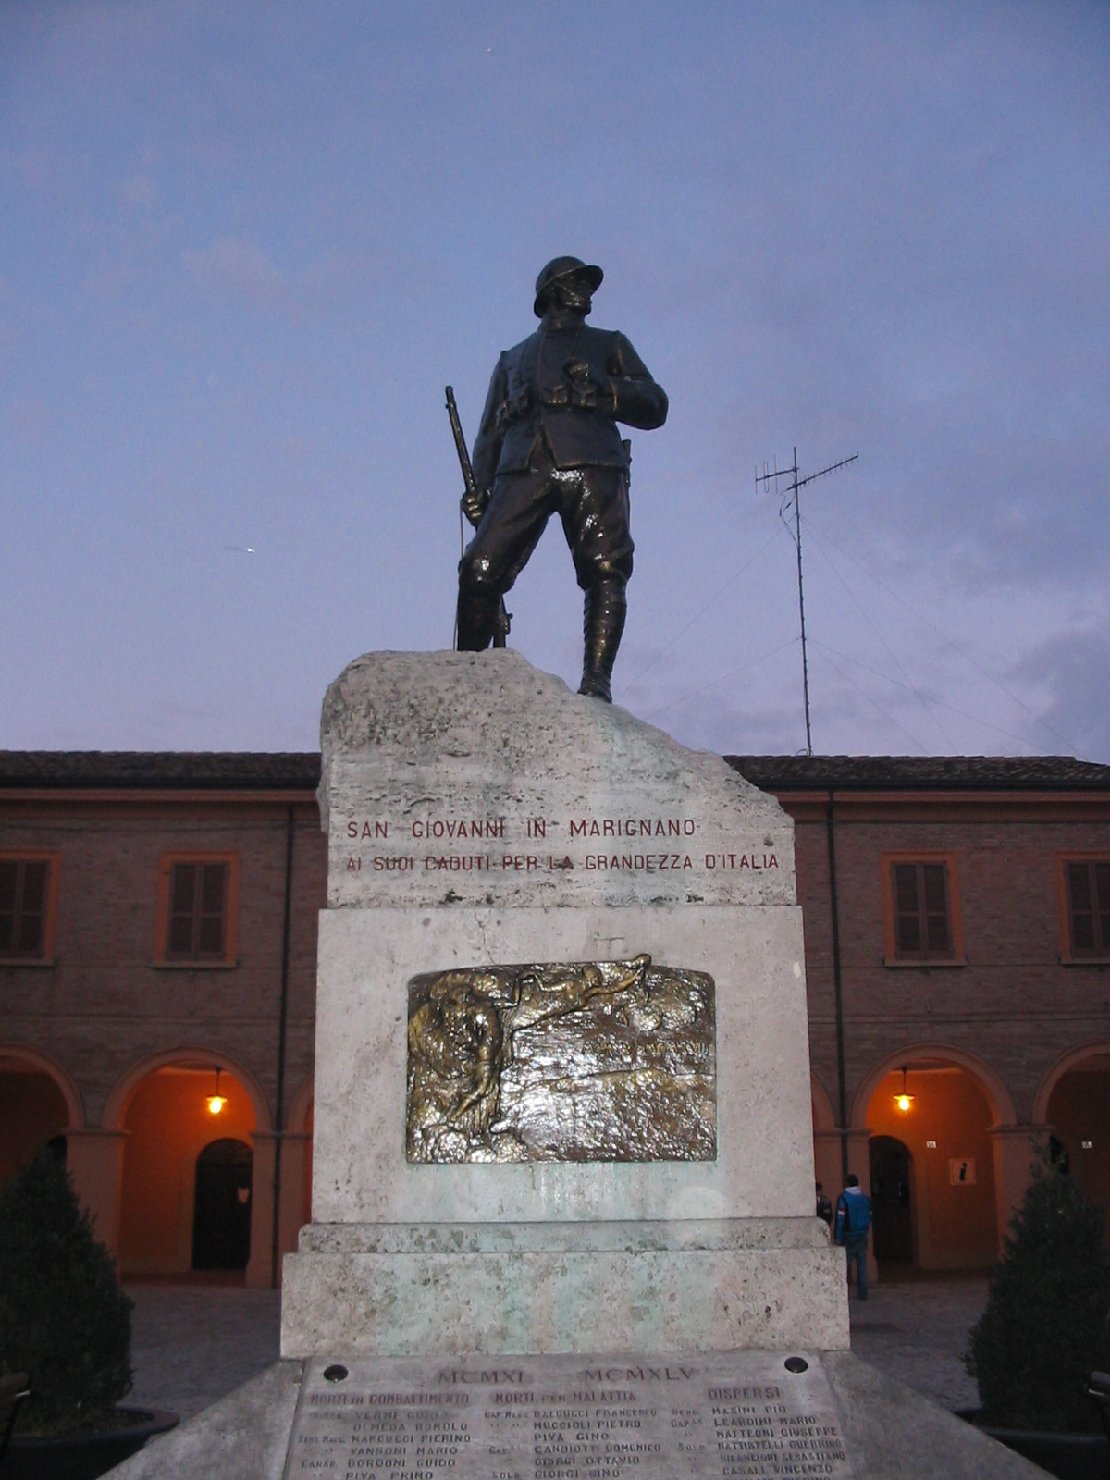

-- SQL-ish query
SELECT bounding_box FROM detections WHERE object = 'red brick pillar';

[813,1129,842,1214]
[278,1132,311,1265]
[245,1131,311,1287]
[842,1127,873,1190]
[246,1131,277,1288]
[67,1128,127,1258]
[990,1123,1043,1254]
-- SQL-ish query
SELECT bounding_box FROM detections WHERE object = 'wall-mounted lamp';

[206,1067,228,1116]
[894,1065,915,1114]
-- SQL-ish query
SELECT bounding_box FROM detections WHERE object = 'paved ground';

[124,1271,988,1422]
[846,1272,987,1413]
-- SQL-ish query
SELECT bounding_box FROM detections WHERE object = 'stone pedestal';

[282,648,847,1357]
[115,650,1046,1480]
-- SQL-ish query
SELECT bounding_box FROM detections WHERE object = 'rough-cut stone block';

[320,648,794,909]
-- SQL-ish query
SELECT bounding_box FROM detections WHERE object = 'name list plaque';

[284,1351,853,1479]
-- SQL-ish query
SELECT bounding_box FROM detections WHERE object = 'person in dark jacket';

[834,1173,872,1299]
[816,1182,833,1227]
[456,256,668,702]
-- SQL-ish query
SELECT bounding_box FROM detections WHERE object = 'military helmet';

[533,256,603,316]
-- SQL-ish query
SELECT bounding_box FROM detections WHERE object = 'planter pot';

[2,1407,179,1480]
[956,1409,1110,1480]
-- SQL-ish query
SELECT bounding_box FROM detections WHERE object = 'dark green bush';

[0,1149,133,1435]
[965,1149,1110,1432]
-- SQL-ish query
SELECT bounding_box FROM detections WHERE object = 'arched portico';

[0,1044,84,1143]
[102,1047,272,1132]
[852,1044,1017,1130]
[0,1044,86,1198]
[0,1045,126,1243]
[854,1046,1024,1270]
[1035,1043,1110,1219]
[105,1049,271,1283]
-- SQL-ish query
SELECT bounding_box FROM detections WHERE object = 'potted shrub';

[962,1147,1110,1479]
[0,1149,176,1480]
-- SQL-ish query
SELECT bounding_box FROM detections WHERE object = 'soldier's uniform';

[456,257,668,701]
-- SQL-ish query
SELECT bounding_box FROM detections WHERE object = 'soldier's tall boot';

[578,577,626,702]
[455,588,501,651]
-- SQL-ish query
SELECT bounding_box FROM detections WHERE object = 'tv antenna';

[756,447,858,756]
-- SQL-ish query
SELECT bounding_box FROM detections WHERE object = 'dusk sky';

[4,1,1108,762]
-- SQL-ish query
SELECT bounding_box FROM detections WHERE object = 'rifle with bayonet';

[445,385,510,647]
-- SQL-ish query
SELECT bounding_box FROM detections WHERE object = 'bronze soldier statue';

[455,256,668,702]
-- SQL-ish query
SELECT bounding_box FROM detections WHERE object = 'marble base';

[281,1217,848,1356]
[108,1352,1049,1479]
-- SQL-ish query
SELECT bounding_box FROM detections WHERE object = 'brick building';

[736,754,1110,1272]
[0,752,323,1289]
[2,750,1108,1284]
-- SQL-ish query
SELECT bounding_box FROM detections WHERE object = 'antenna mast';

[756,447,858,756]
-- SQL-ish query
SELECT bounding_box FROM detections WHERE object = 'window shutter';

[890,860,954,962]
[0,858,50,959]
[1066,859,1110,956]
[166,861,229,960]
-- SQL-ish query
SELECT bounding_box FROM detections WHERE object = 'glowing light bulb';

[893,1066,914,1112]
[206,1068,227,1115]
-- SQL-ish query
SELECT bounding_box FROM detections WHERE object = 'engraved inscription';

[340,808,783,888]
[406,957,715,1164]
[284,1353,853,1478]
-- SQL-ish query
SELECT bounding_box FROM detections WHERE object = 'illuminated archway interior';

[865,1060,998,1271]
[118,1063,256,1277]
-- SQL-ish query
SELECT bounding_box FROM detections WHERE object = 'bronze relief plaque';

[405,954,715,1164]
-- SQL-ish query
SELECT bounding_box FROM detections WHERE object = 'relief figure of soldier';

[407,955,652,1162]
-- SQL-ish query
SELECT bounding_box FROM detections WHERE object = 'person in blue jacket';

[834,1173,872,1300]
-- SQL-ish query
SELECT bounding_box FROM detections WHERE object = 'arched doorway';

[192,1138,253,1271]
[862,1056,1001,1271]
[113,1059,259,1278]
[870,1135,913,1264]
